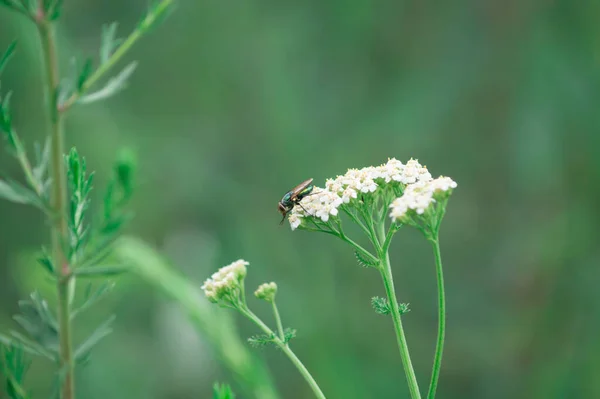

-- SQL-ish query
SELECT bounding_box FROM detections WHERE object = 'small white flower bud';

[254,282,278,302]
[201,259,249,304]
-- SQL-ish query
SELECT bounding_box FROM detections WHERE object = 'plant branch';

[241,308,326,399]
[426,238,445,399]
[271,301,286,344]
[376,221,421,399]
[59,0,174,112]
[379,252,422,399]
[36,14,74,399]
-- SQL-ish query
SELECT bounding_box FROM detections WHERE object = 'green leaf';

[13,292,59,353]
[283,328,296,344]
[5,331,56,360]
[247,333,276,348]
[0,178,48,210]
[0,40,16,76]
[371,297,410,316]
[21,0,36,15]
[0,1,27,15]
[398,303,410,315]
[1,343,31,399]
[371,296,391,315]
[100,23,120,65]
[0,180,29,204]
[0,335,39,358]
[37,248,55,277]
[355,250,378,268]
[137,0,176,34]
[0,90,14,137]
[32,138,50,183]
[43,0,63,20]
[77,58,93,92]
[78,62,138,105]
[213,383,236,399]
[74,315,115,361]
[66,147,96,262]
[71,282,115,319]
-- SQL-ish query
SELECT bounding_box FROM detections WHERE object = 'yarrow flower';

[289,187,343,229]
[288,158,433,230]
[255,282,278,302]
[201,259,248,304]
[389,176,457,222]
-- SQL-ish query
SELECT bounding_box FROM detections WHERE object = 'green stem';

[426,238,445,399]
[242,309,326,399]
[341,207,371,237]
[37,15,74,399]
[379,252,422,399]
[272,301,286,344]
[59,0,174,112]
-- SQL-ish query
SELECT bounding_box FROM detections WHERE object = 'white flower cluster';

[389,176,457,221]
[254,282,278,302]
[288,187,343,230]
[289,158,433,230]
[201,259,248,303]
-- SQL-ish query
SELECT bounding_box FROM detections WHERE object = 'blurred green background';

[1,0,600,398]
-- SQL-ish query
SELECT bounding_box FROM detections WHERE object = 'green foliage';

[371,296,391,315]
[248,333,276,348]
[371,297,410,316]
[0,40,16,76]
[42,0,63,21]
[99,23,120,65]
[0,0,28,17]
[0,344,31,399]
[0,179,30,204]
[355,250,379,268]
[76,58,93,93]
[137,0,175,34]
[248,328,296,348]
[213,383,236,399]
[37,248,55,276]
[79,62,137,105]
[71,282,115,320]
[0,292,58,361]
[283,328,296,344]
[0,90,15,143]
[66,147,94,262]
[73,315,115,362]
[398,303,410,315]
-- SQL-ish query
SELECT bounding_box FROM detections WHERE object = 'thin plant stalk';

[379,251,422,399]
[36,13,74,399]
[427,238,445,399]
[341,217,422,399]
[272,301,286,345]
[241,309,326,399]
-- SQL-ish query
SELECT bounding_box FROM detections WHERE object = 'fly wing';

[289,178,314,200]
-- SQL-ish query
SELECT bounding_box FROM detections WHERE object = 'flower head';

[201,259,248,304]
[286,158,436,230]
[389,176,457,222]
[254,282,278,302]
[289,187,343,229]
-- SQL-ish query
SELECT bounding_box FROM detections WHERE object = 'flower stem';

[426,238,445,399]
[242,309,326,399]
[37,15,74,399]
[379,251,422,399]
[272,301,286,344]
